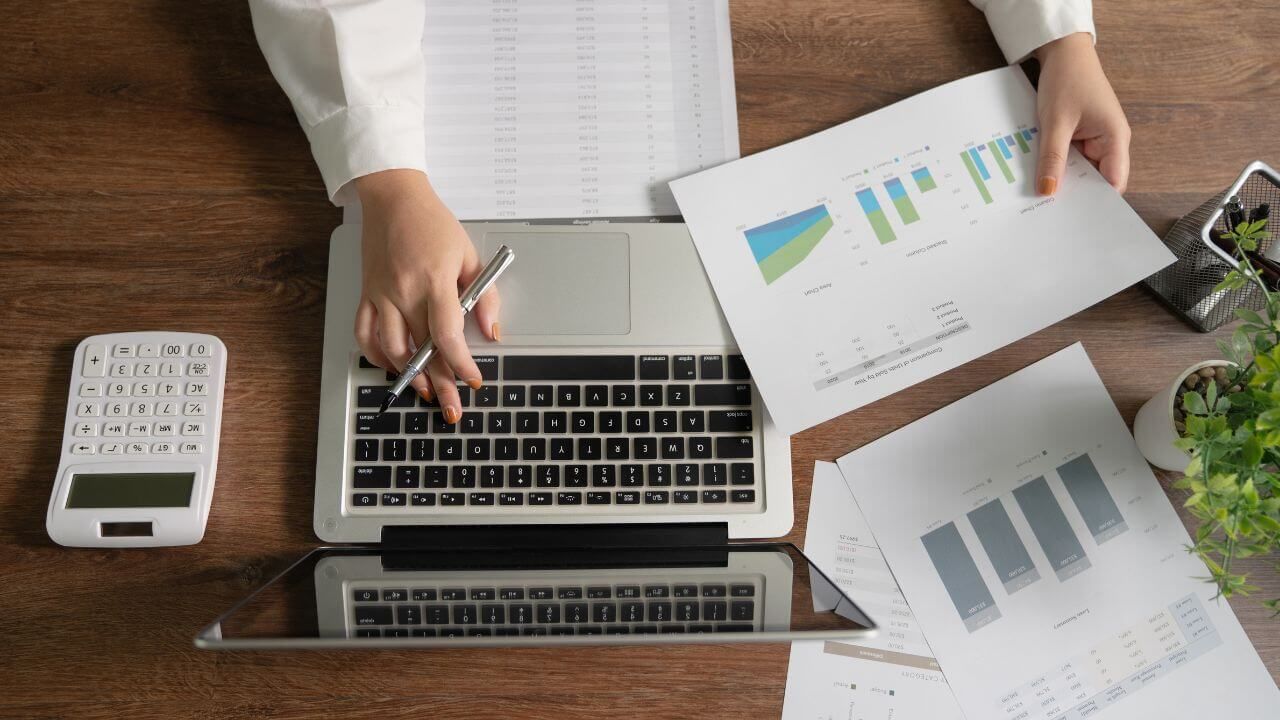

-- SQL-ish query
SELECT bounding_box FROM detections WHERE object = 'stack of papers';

[786,344,1278,719]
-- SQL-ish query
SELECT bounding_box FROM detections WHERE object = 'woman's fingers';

[355,298,394,371]
[1082,132,1130,194]
[427,282,485,389]
[1035,118,1075,197]
[458,244,503,342]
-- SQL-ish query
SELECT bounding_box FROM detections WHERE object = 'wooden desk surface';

[2,1,1277,717]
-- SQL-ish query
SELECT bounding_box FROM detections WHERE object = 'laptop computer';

[313,221,793,541]
[195,220,877,648]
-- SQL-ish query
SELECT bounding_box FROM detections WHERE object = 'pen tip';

[377,394,395,415]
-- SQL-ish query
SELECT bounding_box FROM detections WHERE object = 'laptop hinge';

[380,522,728,550]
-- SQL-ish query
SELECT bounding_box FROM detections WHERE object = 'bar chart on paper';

[744,205,834,283]
[840,345,1280,720]
[670,68,1174,435]
[961,127,1038,204]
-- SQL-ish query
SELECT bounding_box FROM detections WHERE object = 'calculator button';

[103,422,125,436]
[181,422,206,436]
[73,423,97,437]
[70,442,96,455]
[126,442,148,455]
[158,382,181,396]
[130,402,153,417]
[156,401,179,416]
[180,442,203,454]
[128,422,151,436]
[152,442,175,454]
[135,361,158,378]
[183,401,207,416]
[82,345,107,377]
[76,402,101,417]
[154,421,177,436]
[79,382,103,397]
[105,402,127,417]
[133,382,156,397]
[113,344,136,357]
[138,343,159,358]
[110,362,134,377]
[107,382,130,397]
[160,362,182,377]
[188,361,211,378]
[190,342,212,357]
[101,442,124,455]
[161,343,185,358]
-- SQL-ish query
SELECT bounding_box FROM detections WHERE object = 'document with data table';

[669,67,1174,433]
[782,461,962,720]
[422,0,739,220]
[838,343,1279,719]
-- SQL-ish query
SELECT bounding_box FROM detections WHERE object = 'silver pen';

[377,245,515,415]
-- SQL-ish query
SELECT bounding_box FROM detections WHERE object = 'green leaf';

[1243,434,1264,466]
[1206,380,1218,409]
[1208,473,1238,493]
[1183,391,1208,416]
[1237,308,1267,326]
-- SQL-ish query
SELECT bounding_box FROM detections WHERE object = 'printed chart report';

[839,344,1279,719]
[669,67,1174,434]
[782,462,962,720]
[421,0,739,220]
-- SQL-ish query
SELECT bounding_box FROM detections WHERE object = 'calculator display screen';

[66,472,195,508]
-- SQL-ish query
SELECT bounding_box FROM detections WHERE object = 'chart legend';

[743,204,834,284]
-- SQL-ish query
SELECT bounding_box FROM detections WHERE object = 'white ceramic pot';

[1133,360,1231,472]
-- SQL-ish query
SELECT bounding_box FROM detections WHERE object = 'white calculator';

[46,332,227,547]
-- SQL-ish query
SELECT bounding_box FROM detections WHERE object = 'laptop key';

[354,439,378,462]
[411,492,436,506]
[440,493,465,506]
[473,356,499,381]
[731,585,756,597]
[557,385,581,406]
[500,588,525,600]
[509,465,532,488]
[480,465,503,487]
[538,604,561,623]
[731,463,755,485]
[410,438,434,461]
[353,589,378,602]
[459,413,483,434]
[584,385,608,406]
[412,589,437,601]
[438,438,462,461]
[536,465,560,487]
[486,411,510,433]
[516,412,538,433]
[731,489,757,503]
[611,385,635,406]
[522,438,546,461]
[655,411,677,433]
[423,467,447,488]
[648,464,671,486]
[694,384,752,406]
[700,355,724,380]
[674,585,698,598]
[676,601,700,622]
[710,410,753,432]
[495,438,518,460]
[397,605,421,625]
[482,604,506,624]
[425,605,449,624]
[469,492,494,506]
[627,411,650,433]
[621,602,644,622]
[673,355,697,379]
[606,438,628,460]
[451,466,476,488]
[634,437,657,459]
[467,628,491,637]
[591,465,616,487]
[355,606,392,626]
[702,490,727,503]
[353,466,390,488]
[530,385,554,406]
[382,439,406,462]
[510,604,533,623]
[715,436,754,459]
[674,491,697,504]
[639,355,669,380]
[395,466,420,488]
[587,492,611,505]
[474,385,499,407]
[412,628,438,637]
[503,356,635,381]
[617,491,640,505]
[543,412,566,433]
[466,438,490,460]
[355,412,400,434]
[599,411,622,433]
[689,437,713,459]
[557,492,582,505]
[704,463,727,485]
[593,602,617,623]
[530,492,553,506]
[502,386,526,407]
[453,605,477,624]
[702,585,727,597]
[681,410,705,432]
[666,385,690,406]
[565,602,588,623]
[571,412,594,433]
[727,355,751,379]
[704,601,727,621]
[644,491,670,504]
[499,492,524,506]
[640,385,663,406]
[677,464,699,486]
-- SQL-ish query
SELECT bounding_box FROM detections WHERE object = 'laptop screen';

[196,543,875,648]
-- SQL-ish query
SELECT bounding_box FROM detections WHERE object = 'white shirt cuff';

[306,105,428,206]
[982,0,1096,64]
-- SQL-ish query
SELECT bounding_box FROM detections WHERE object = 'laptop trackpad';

[481,232,631,335]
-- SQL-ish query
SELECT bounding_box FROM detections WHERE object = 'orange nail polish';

[492,322,502,342]
[444,406,461,424]
[418,387,433,402]
[1037,176,1058,196]
[466,378,483,391]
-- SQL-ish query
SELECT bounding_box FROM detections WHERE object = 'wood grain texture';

[1,0,1277,717]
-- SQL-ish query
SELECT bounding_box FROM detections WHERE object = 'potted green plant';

[1135,218,1280,611]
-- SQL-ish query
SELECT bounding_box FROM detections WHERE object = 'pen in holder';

[1144,160,1280,332]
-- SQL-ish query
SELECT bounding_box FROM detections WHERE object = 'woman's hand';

[354,169,501,423]
[1034,32,1131,196]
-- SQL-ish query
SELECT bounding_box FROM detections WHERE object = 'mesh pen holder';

[1144,160,1280,332]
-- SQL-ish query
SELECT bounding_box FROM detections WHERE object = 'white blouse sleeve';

[969,0,1096,64]
[248,0,427,205]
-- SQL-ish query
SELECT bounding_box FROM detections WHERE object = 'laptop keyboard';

[349,579,761,637]
[346,351,763,514]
